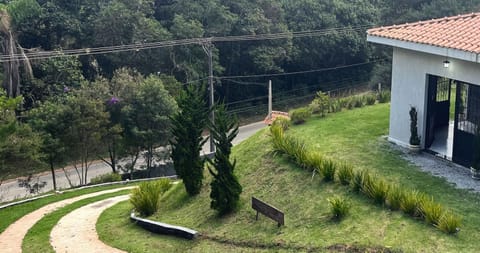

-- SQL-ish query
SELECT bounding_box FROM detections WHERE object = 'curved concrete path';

[0,187,134,253]
[50,195,129,253]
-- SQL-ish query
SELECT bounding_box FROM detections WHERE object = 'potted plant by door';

[470,125,480,179]
[409,106,421,153]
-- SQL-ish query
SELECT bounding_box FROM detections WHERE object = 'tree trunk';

[49,157,57,190]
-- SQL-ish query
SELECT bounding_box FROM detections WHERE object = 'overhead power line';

[0,25,373,62]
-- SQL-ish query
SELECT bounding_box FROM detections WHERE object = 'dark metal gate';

[452,82,480,167]
[425,75,452,148]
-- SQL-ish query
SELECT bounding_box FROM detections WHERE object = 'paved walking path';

[50,195,129,253]
[0,187,134,253]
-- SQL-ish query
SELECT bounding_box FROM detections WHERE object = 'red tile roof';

[368,12,480,53]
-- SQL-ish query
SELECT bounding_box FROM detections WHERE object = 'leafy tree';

[208,104,242,214]
[28,99,68,190]
[60,87,109,185]
[122,75,177,174]
[0,90,43,185]
[170,84,209,196]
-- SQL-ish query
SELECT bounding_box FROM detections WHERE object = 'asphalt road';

[0,121,266,203]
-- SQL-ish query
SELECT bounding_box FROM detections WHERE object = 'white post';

[268,80,272,120]
[378,83,382,93]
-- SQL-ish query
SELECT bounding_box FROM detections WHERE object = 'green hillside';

[98,103,480,252]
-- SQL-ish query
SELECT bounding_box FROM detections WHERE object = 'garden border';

[130,212,198,240]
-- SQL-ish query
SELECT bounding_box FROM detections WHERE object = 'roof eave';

[367,34,479,63]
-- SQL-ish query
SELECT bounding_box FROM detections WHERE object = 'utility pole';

[202,41,215,153]
[268,80,272,120]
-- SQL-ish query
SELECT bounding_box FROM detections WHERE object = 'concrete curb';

[0,176,178,210]
[130,212,198,240]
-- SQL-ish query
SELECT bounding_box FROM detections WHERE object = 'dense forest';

[1,0,479,186]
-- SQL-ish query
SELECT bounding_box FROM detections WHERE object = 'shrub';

[271,116,291,131]
[320,159,336,182]
[401,190,422,216]
[290,107,312,125]
[337,162,354,185]
[419,197,444,225]
[130,179,172,216]
[377,90,391,103]
[364,176,389,205]
[365,93,377,105]
[328,196,351,220]
[90,172,122,184]
[438,211,461,234]
[386,184,403,210]
[309,91,330,116]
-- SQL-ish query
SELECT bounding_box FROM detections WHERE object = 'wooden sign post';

[252,197,284,227]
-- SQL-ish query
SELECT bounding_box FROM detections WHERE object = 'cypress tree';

[208,105,242,215]
[170,85,208,196]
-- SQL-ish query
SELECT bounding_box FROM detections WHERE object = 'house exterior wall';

[389,47,480,148]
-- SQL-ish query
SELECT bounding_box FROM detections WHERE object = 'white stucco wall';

[389,47,480,148]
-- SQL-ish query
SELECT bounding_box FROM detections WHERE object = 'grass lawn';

[22,189,132,253]
[98,103,480,252]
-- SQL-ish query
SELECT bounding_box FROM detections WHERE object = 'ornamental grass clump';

[304,151,324,172]
[400,189,422,217]
[377,90,391,103]
[386,184,403,211]
[337,162,354,185]
[320,159,336,182]
[418,197,444,226]
[328,196,351,220]
[351,169,365,192]
[364,176,389,205]
[90,172,121,184]
[438,211,462,234]
[365,93,377,105]
[271,116,291,131]
[130,179,172,216]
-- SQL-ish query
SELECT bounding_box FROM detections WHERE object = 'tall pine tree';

[209,105,242,215]
[170,84,209,196]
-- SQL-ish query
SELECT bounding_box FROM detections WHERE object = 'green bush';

[365,93,377,105]
[337,162,354,185]
[271,116,291,131]
[419,197,444,225]
[438,211,461,234]
[289,107,312,125]
[386,184,403,210]
[328,196,351,220]
[90,172,122,184]
[364,176,389,205]
[309,91,330,116]
[270,124,286,152]
[130,179,172,216]
[400,190,422,217]
[320,159,336,182]
[377,90,391,103]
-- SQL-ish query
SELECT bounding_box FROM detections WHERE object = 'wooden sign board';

[252,197,284,227]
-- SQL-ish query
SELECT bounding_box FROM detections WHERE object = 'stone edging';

[0,176,177,210]
[130,212,198,240]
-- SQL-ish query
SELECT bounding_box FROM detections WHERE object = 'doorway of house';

[425,75,455,160]
[425,75,480,167]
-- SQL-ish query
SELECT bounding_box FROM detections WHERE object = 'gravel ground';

[395,144,480,193]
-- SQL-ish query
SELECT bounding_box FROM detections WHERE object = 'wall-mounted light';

[443,60,450,68]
